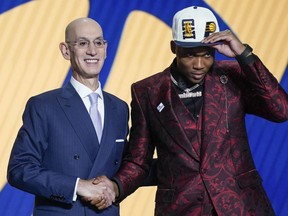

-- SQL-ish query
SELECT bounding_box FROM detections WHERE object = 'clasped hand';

[77,176,115,210]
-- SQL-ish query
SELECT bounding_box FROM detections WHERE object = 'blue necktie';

[89,93,102,142]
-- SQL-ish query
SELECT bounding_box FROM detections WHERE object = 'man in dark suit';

[7,17,129,216]
[94,6,288,215]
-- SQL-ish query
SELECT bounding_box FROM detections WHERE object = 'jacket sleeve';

[237,53,288,122]
[113,83,156,201]
[7,96,77,205]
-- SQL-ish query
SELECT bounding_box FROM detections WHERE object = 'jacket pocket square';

[115,139,125,142]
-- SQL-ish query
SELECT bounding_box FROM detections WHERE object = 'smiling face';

[60,18,107,83]
[171,41,214,84]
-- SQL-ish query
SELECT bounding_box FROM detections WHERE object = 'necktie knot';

[89,93,98,105]
[88,93,102,142]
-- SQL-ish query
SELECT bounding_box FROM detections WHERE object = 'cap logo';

[204,21,217,37]
[182,19,195,39]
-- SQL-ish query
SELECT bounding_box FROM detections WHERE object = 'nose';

[193,57,205,69]
[86,44,97,55]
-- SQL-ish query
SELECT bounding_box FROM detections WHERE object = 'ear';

[104,42,108,59]
[170,40,176,54]
[59,42,70,60]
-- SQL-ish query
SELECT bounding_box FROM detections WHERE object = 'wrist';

[235,44,254,65]
[112,181,119,198]
[76,179,87,196]
[76,179,83,195]
[236,44,253,58]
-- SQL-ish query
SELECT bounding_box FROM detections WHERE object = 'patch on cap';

[182,19,195,39]
[205,21,217,36]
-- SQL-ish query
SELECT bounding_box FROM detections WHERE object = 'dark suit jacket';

[114,55,288,215]
[7,82,129,216]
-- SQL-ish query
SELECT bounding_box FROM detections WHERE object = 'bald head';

[65,17,103,42]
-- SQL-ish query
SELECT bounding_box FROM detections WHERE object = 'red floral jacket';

[114,55,288,216]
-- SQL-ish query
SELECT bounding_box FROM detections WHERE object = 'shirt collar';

[70,76,103,100]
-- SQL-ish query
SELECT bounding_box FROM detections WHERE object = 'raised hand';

[201,29,246,58]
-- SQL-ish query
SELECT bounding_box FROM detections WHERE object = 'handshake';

[76,176,118,210]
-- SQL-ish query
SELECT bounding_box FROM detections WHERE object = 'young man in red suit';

[94,6,288,215]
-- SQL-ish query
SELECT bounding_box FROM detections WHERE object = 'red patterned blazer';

[114,55,288,216]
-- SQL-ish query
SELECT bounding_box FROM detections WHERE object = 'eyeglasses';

[67,39,107,49]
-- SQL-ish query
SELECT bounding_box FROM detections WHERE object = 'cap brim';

[174,40,222,48]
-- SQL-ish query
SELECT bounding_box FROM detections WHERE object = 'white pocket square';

[115,139,125,142]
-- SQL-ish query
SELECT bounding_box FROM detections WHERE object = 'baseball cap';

[172,6,220,48]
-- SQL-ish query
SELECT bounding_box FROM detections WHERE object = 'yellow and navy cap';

[172,6,220,48]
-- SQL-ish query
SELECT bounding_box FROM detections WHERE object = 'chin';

[190,78,203,84]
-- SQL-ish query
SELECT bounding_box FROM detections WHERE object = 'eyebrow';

[77,36,104,41]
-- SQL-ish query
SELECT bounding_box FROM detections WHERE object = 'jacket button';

[114,160,119,165]
[74,154,80,160]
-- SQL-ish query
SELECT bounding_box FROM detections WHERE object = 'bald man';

[7,18,129,216]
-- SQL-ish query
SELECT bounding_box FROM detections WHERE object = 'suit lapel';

[149,70,200,160]
[100,92,115,145]
[201,67,228,159]
[88,93,117,177]
[57,83,99,162]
